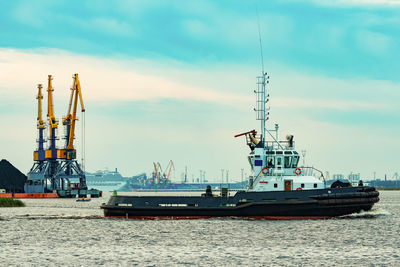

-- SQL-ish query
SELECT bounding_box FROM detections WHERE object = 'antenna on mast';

[254,4,269,145]
[256,4,264,75]
[253,4,280,148]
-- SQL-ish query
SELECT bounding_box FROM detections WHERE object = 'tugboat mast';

[255,73,285,150]
[255,11,282,149]
[255,74,268,146]
[256,7,267,147]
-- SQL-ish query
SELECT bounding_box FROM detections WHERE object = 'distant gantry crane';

[149,160,175,185]
[162,160,175,182]
[25,74,99,198]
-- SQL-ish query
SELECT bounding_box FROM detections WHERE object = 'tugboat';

[101,73,379,220]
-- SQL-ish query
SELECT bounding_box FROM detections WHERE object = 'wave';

[15,214,104,220]
[338,208,390,219]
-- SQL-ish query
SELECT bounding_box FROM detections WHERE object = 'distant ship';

[85,168,247,192]
[85,169,128,192]
[101,73,379,219]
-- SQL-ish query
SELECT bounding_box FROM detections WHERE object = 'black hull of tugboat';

[101,186,379,220]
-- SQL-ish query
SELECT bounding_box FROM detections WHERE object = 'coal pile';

[0,159,27,193]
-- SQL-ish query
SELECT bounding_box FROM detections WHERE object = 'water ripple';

[0,191,399,266]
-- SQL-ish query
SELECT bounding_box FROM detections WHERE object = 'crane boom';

[47,75,58,132]
[34,84,46,162]
[153,162,159,183]
[66,74,85,153]
[37,84,45,129]
[62,85,74,126]
[45,75,59,160]
[166,160,175,181]
[157,162,162,183]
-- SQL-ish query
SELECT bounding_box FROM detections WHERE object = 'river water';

[0,191,399,266]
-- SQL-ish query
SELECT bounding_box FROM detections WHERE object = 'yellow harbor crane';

[59,73,85,160]
[36,84,45,130]
[162,160,175,182]
[150,161,175,184]
[33,84,46,162]
[151,162,159,183]
[26,73,98,197]
[45,75,59,160]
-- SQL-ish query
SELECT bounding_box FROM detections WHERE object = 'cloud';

[1,48,398,116]
[0,47,399,178]
[295,0,400,6]
[0,48,250,106]
[273,97,392,112]
[356,30,392,55]
[2,0,400,82]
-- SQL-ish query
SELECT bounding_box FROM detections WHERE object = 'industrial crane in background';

[25,74,98,197]
[45,75,62,190]
[26,77,60,193]
[151,162,158,184]
[162,160,175,182]
[157,162,163,183]
[25,84,51,193]
[33,84,46,162]
[55,74,87,190]
[59,74,84,160]
[149,161,175,185]
[45,75,58,161]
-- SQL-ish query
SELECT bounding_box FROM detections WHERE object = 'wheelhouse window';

[292,156,299,168]
[266,156,275,167]
[284,156,292,168]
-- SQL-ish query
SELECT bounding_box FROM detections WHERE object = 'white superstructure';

[236,73,325,192]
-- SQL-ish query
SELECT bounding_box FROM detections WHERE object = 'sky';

[0,0,399,181]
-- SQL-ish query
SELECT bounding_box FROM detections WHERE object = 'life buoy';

[294,168,302,175]
[296,187,303,190]
[261,167,269,175]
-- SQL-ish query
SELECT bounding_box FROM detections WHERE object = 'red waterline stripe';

[108,216,213,220]
[106,215,333,220]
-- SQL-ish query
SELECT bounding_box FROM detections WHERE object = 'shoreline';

[0,198,25,207]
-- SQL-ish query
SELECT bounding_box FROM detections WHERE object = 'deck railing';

[252,166,326,187]
[265,140,295,150]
